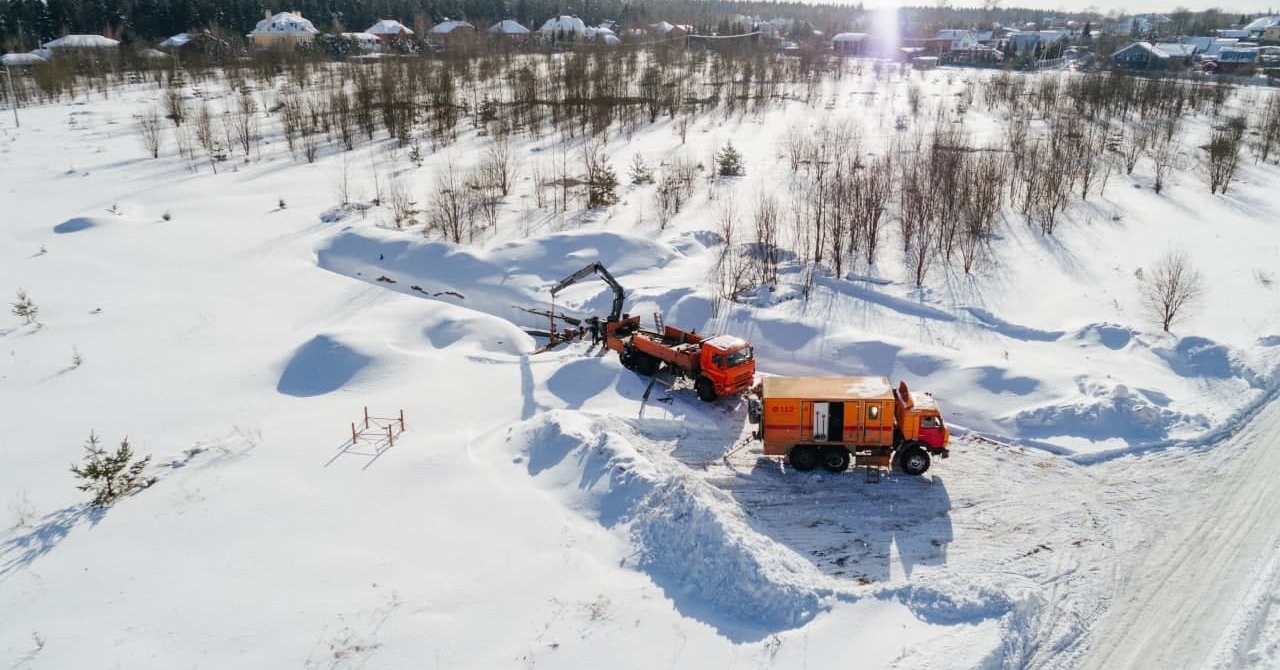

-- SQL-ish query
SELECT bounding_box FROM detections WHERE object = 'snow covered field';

[1,62,1278,669]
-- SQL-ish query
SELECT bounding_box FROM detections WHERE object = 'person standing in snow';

[587,317,601,345]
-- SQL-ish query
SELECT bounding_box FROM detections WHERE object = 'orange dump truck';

[617,324,756,402]
[747,376,950,475]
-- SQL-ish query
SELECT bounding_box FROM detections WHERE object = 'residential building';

[247,11,318,49]
[1111,41,1170,70]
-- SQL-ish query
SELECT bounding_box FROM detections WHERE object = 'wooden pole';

[352,422,358,444]
[364,406,370,429]
[387,424,395,448]
[399,409,405,431]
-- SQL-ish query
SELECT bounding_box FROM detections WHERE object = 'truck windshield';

[726,347,753,367]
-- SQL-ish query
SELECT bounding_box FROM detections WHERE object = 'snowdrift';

[509,410,837,638]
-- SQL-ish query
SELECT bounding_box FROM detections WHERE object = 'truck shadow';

[715,458,953,584]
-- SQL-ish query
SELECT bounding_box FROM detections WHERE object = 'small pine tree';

[12,289,38,325]
[589,160,620,208]
[628,153,655,185]
[716,142,746,177]
[70,432,152,507]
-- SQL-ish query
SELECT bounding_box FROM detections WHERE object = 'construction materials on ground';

[748,377,950,475]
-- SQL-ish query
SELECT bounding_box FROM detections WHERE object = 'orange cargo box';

[760,376,896,456]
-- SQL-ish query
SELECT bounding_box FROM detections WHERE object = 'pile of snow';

[509,411,836,630]
[1014,381,1210,442]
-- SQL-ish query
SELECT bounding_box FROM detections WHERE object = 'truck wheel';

[695,377,717,402]
[899,445,931,476]
[635,353,658,376]
[820,448,850,473]
[789,446,818,472]
[619,347,636,370]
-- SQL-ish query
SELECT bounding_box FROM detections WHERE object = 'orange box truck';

[747,376,950,475]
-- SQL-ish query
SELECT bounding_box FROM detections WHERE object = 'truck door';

[864,401,889,445]
[812,402,830,441]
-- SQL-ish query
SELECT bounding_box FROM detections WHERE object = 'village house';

[247,11,318,49]
[935,29,979,51]
[487,20,531,39]
[431,20,476,38]
[1153,42,1196,67]
[538,15,588,39]
[42,34,120,51]
[831,32,868,55]
[365,20,414,43]
[1111,41,1170,70]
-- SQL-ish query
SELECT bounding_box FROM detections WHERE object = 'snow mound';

[511,411,836,636]
[53,216,107,234]
[316,227,681,327]
[1155,336,1257,383]
[964,307,1064,342]
[276,334,373,396]
[1013,381,1209,442]
[422,312,534,356]
[1074,323,1137,350]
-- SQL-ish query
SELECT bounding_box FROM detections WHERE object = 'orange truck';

[548,262,756,402]
[617,325,756,401]
[747,376,950,475]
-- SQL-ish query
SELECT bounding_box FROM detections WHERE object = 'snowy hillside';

[2,60,1279,670]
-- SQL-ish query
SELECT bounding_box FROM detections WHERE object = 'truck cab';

[699,335,756,401]
[894,381,950,456]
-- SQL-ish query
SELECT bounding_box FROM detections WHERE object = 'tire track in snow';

[1076,398,1280,670]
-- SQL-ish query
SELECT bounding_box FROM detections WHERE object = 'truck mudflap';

[931,447,950,459]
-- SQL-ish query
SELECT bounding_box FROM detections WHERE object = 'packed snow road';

[1076,398,1280,670]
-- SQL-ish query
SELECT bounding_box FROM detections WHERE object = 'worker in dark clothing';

[587,317,601,345]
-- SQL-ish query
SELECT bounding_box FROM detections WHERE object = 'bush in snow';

[11,289,38,326]
[70,432,152,507]
[136,107,164,159]
[1143,249,1203,333]
[628,153,654,185]
[716,142,745,177]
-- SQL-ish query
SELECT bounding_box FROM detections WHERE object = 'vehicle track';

[1076,399,1280,670]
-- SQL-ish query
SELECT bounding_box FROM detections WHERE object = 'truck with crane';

[748,376,951,475]
[547,262,757,402]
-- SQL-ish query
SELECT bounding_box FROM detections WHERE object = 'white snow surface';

[1,65,1279,669]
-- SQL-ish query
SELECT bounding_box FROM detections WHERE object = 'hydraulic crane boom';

[550,262,626,323]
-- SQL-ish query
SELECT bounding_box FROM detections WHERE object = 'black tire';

[695,377,717,402]
[634,353,659,376]
[820,447,851,473]
[789,445,818,472]
[619,346,637,370]
[899,445,931,476]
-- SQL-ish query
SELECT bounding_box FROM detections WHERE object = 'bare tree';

[137,107,163,159]
[480,136,516,196]
[387,175,416,229]
[1207,117,1246,194]
[1121,124,1150,175]
[230,92,257,158]
[426,158,471,243]
[752,193,781,286]
[1143,249,1203,332]
[1148,119,1180,195]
